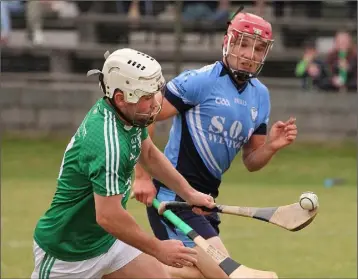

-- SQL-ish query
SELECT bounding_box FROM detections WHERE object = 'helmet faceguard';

[124,85,164,127]
[87,48,166,127]
[223,9,274,82]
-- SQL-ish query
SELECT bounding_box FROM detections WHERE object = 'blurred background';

[0,0,357,137]
[1,1,357,278]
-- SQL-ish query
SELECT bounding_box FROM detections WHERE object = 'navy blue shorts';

[147,186,221,248]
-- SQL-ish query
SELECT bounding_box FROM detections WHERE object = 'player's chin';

[237,66,255,73]
[134,116,152,125]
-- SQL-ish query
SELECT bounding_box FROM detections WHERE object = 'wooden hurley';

[153,199,278,279]
[159,201,318,232]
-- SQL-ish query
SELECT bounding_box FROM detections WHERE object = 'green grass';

[1,136,357,278]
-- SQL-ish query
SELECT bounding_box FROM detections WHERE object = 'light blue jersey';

[158,61,270,197]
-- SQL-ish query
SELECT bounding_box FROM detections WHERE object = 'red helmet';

[223,11,274,81]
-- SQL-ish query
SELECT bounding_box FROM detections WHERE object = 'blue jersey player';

[134,9,297,279]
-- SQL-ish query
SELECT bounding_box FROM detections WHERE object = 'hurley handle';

[162,201,219,213]
[152,199,193,235]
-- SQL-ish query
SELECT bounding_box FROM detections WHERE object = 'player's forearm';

[140,145,195,200]
[97,208,161,257]
[135,162,152,180]
[243,143,277,172]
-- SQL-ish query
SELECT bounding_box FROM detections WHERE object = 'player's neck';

[105,98,133,127]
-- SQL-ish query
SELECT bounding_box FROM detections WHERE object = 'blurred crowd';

[295,31,357,93]
[270,1,356,19]
[2,1,356,44]
[1,0,76,45]
[1,1,357,93]
[1,0,232,45]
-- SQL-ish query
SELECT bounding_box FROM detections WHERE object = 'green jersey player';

[31,48,215,279]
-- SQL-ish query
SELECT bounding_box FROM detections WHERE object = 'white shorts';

[31,240,142,279]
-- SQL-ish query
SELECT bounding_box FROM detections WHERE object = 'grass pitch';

[2,136,356,278]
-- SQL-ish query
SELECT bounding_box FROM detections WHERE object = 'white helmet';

[87,48,165,103]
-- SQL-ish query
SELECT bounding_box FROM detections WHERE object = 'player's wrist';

[135,172,152,181]
[264,141,279,153]
[134,164,152,180]
[179,187,197,203]
[145,237,163,257]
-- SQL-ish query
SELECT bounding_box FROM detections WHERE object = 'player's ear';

[222,35,229,53]
[223,35,228,46]
[113,89,125,107]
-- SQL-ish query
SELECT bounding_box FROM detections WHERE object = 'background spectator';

[272,1,323,18]
[326,31,357,92]
[182,0,229,23]
[26,0,57,45]
[1,0,24,45]
[295,39,332,92]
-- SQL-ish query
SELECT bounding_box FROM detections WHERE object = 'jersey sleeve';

[165,69,207,112]
[80,119,128,197]
[253,86,271,135]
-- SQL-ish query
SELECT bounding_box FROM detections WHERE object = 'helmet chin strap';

[107,96,156,128]
[223,57,254,85]
[231,68,253,82]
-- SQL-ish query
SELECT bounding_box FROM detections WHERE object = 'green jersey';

[34,98,148,261]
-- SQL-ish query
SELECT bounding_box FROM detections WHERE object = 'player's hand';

[156,240,198,268]
[267,117,297,151]
[132,178,157,206]
[192,206,212,216]
[186,191,215,211]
